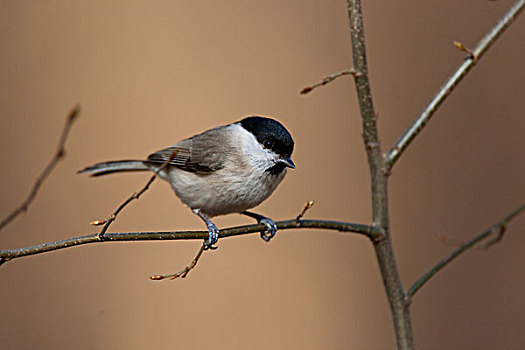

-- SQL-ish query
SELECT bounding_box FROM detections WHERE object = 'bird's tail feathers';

[77,160,149,177]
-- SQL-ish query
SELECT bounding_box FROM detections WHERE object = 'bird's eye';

[263,140,273,149]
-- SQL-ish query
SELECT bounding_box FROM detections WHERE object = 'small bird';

[78,116,295,249]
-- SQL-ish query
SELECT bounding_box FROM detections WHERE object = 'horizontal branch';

[385,0,525,171]
[406,203,525,301]
[0,219,379,263]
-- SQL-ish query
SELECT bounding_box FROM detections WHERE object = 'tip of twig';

[69,104,81,122]
[90,220,107,226]
[150,272,186,281]
[296,200,315,222]
[149,246,204,281]
[300,69,356,95]
[453,40,476,61]
[300,86,313,95]
[479,224,507,250]
[150,275,166,280]
[453,40,465,50]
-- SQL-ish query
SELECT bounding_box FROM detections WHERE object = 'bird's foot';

[193,209,220,250]
[259,217,277,242]
[203,221,219,250]
[240,211,278,243]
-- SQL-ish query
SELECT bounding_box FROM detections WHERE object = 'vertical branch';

[346,1,413,349]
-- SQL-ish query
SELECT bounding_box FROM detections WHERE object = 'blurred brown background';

[1,1,524,349]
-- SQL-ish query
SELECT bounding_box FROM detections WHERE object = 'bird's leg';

[193,209,219,250]
[241,211,278,242]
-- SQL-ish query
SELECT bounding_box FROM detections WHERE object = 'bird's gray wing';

[146,126,228,173]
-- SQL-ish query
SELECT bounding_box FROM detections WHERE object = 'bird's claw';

[259,218,277,242]
[203,222,219,250]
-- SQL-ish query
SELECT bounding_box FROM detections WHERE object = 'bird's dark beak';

[280,156,296,169]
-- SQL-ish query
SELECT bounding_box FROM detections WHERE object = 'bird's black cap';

[239,116,294,158]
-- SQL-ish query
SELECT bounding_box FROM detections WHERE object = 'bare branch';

[0,219,379,264]
[92,150,178,239]
[346,1,413,348]
[0,105,80,231]
[151,200,318,281]
[150,245,205,280]
[300,69,357,95]
[295,200,315,221]
[94,174,158,238]
[406,204,525,301]
[385,0,525,171]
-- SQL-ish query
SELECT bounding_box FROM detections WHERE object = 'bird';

[78,116,295,250]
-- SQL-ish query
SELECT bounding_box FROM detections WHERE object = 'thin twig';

[93,150,178,239]
[453,41,476,61]
[406,204,525,301]
[0,219,379,262]
[150,245,205,280]
[296,200,315,222]
[153,199,318,281]
[300,69,357,94]
[0,105,80,231]
[95,174,157,239]
[479,225,506,250]
[385,0,525,171]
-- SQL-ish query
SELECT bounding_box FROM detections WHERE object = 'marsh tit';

[78,116,295,250]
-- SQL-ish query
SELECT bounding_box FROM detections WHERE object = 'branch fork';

[2,2,525,349]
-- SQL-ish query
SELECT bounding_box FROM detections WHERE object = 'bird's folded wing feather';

[146,127,227,173]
